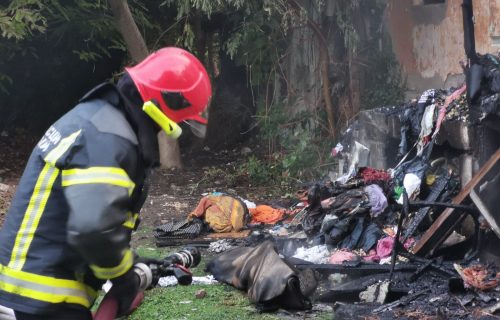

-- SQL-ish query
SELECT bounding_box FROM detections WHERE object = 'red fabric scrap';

[433,84,467,137]
[329,250,358,264]
[362,249,380,263]
[358,167,391,184]
[376,236,415,259]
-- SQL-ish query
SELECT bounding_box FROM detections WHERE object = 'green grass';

[122,232,331,319]
[127,237,280,319]
[128,285,280,320]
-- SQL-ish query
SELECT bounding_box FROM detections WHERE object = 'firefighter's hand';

[108,269,141,317]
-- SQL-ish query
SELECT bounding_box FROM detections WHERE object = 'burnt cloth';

[205,241,312,311]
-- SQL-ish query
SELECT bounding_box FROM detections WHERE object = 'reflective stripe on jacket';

[0,86,147,314]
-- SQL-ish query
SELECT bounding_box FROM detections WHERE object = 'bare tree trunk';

[348,3,367,119]
[309,19,336,139]
[108,0,182,168]
[193,9,206,63]
[206,32,215,78]
[108,0,148,62]
[288,0,336,139]
[348,49,360,119]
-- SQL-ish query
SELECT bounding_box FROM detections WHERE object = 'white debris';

[208,239,235,253]
[158,275,219,287]
[359,281,390,304]
[242,199,256,209]
[397,173,421,204]
[292,245,330,264]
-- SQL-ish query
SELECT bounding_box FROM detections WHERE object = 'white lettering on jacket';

[37,126,62,152]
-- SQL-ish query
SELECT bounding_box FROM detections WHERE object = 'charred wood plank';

[155,238,212,247]
[409,259,433,282]
[156,230,251,247]
[402,175,449,241]
[409,201,478,212]
[293,262,420,276]
[401,252,457,278]
[372,289,430,314]
[318,287,409,303]
[414,148,500,257]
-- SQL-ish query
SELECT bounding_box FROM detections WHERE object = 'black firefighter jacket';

[0,79,158,314]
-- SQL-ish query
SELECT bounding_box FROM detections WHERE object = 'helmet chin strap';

[142,101,182,139]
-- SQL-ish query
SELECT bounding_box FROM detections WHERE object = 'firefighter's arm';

[61,131,139,280]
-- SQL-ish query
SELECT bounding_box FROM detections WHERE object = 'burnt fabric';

[364,184,388,217]
[340,216,365,250]
[358,223,383,252]
[479,54,500,94]
[326,189,370,217]
[324,217,351,246]
[478,93,500,121]
[302,205,326,236]
[154,218,204,240]
[307,184,322,207]
[398,103,425,157]
[206,241,312,311]
[358,167,391,185]
[188,195,248,233]
[249,205,286,225]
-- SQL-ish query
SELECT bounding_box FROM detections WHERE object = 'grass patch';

[128,285,280,320]
[126,232,332,319]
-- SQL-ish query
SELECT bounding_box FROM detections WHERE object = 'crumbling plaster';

[386,0,499,94]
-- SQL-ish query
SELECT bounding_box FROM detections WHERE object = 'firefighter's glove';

[108,268,141,317]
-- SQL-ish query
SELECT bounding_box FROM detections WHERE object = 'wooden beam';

[413,148,500,256]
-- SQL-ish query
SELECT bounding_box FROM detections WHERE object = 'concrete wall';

[386,0,500,98]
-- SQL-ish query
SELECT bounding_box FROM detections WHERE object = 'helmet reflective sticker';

[161,91,191,111]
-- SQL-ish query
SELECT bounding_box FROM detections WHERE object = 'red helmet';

[126,47,211,124]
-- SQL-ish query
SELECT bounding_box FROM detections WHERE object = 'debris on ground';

[147,44,500,318]
[158,275,218,287]
[195,289,207,299]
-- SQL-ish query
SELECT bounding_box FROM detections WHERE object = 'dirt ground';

[139,147,284,230]
[0,135,331,319]
[0,132,284,233]
[0,133,36,225]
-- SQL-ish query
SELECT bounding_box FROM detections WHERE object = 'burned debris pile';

[152,54,500,318]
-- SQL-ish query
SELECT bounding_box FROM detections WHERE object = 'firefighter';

[0,47,211,320]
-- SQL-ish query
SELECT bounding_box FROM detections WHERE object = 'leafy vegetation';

[0,0,47,40]
[361,48,406,109]
[242,103,332,186]
[0,0,404,178]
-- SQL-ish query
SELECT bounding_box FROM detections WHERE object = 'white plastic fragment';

[292,245,330,264]
[158,275,219,287]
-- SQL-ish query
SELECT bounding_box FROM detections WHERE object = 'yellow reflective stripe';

[9,130,81,270]
[0,264,96,307]
[44,130,82,166]
[90,249,133,279]
[123,212,139,229]
[8,164,59,270]
[61,167,135,196]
